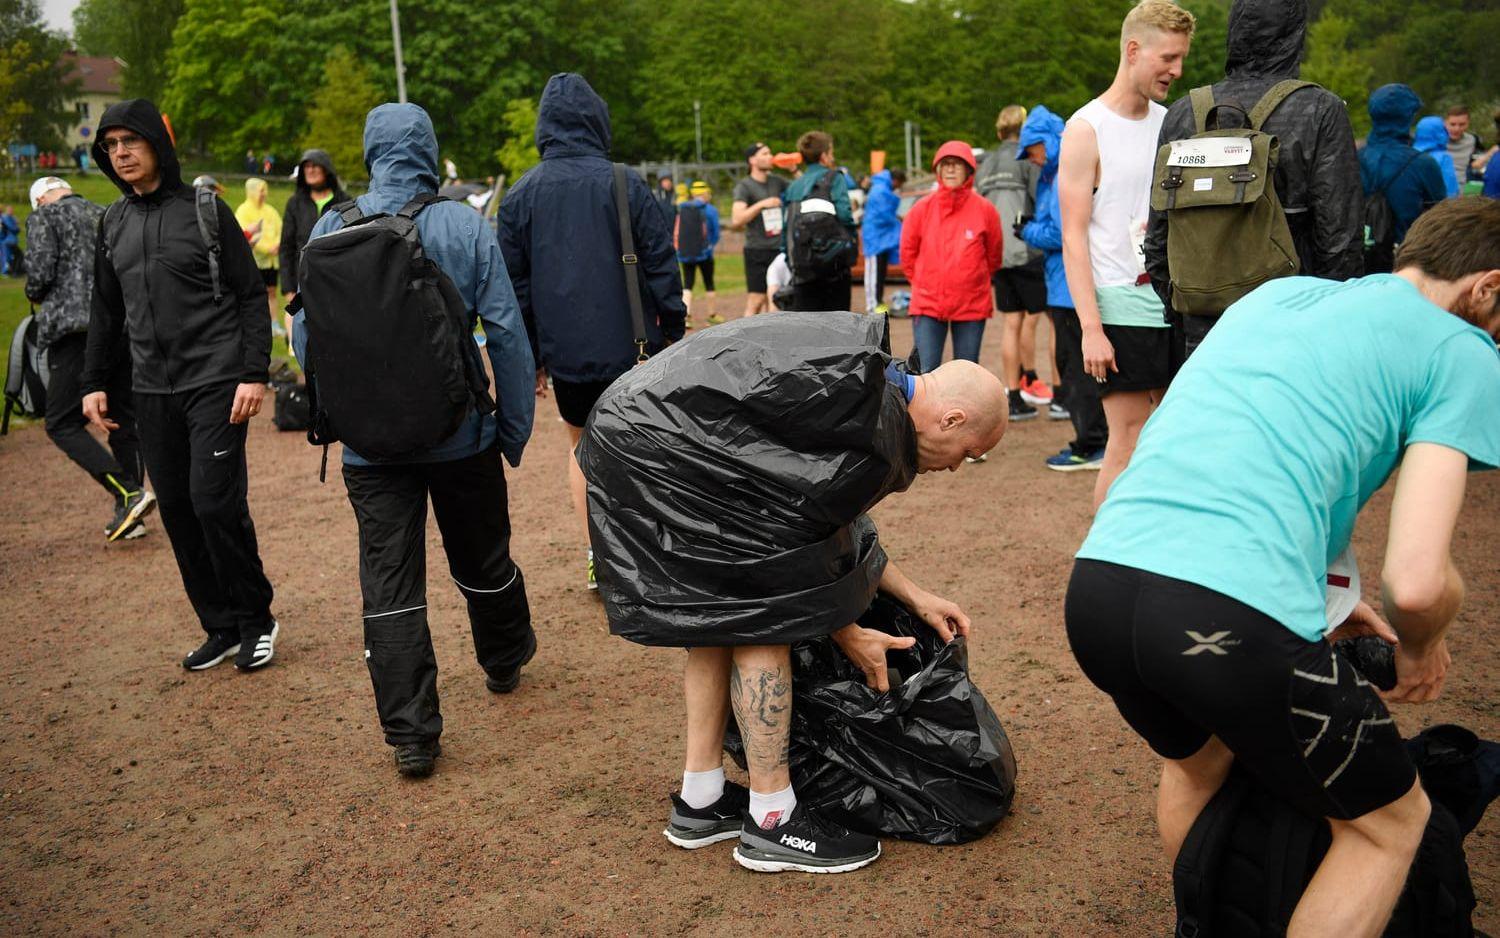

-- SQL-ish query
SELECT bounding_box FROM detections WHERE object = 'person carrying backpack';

[1067,197,1500,937]
[781,130,857,311]
[83,99,281,672]
[498,73,686,592]
[1144,0,1364,363]
[676,180,721,329]
[1360,85,1451,272]
[291,103,537,780]
[22,175,155,541]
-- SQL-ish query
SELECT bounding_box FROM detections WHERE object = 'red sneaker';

[1020,376,1053,406]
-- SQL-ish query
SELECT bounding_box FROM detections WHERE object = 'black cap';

[744,142,768,162]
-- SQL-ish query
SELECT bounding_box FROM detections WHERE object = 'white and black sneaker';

[106,489,156,543]
[235,620,279,671]
[663,781,750,849]
[105,519,148,540]
[183,632,241,670]
[733,803,881,874]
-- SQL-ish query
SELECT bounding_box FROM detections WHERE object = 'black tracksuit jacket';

[82,98,271,396]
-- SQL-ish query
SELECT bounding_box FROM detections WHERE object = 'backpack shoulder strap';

[611,163,648,364]
[332,199,364,226]
[193,186,223,302]
[397,193,449,219]
[1189,86,1216,134]
[1249,80,1319,131]
[1380,150,1424,196]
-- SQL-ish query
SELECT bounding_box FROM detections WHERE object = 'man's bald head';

[909,360,1008,472]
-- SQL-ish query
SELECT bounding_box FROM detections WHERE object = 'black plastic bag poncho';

[726,595,1018,844]
[576,311,917,647]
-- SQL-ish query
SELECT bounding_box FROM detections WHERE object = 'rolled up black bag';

[726,595,1018,845]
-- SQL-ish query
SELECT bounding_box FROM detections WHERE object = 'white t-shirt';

[1070,98,1165,289]
[766,253,792,306]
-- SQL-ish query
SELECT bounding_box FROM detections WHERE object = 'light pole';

[693,99,703,165]
[390,0,408,104]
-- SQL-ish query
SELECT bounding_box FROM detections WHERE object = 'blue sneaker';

[1045,447,1104,472]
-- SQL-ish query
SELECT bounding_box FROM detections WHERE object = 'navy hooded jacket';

[499,73,686,384]
[1018,106,1071,310]
[293,103,535,468]
[1359,85,1450,243]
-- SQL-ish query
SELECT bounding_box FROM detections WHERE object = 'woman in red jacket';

[901,140,1004,375]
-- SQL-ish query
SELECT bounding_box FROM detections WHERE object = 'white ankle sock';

[680,767,725,809]
[749,784,797,829]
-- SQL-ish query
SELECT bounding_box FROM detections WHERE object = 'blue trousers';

[911,316,986,373]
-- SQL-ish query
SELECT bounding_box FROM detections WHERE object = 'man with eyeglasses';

[82,99,282,673]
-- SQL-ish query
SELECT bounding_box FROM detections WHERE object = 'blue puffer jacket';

[862,169,902,260]
[499,73,686,383]
[294,103,536,468]
[1017,105,1071,310]
[1359,85,1451,243]
[1413,115,1460,198]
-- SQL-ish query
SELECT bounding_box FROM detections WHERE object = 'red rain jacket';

[900,140,1003,321]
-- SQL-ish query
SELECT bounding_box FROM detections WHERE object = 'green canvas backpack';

[1150,80,1316,316]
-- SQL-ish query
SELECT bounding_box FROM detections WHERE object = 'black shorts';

[993,265,1047,313]
[744,248,778,294]
[1065,559,1416,820]
[259,267,279,289]
[681,257,715,292]
[1100,324,1172,396]
[552,377,615,429]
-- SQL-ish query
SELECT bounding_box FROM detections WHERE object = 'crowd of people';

[12,0,1500,927]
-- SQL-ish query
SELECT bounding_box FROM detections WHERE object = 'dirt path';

[2,308,1495,935]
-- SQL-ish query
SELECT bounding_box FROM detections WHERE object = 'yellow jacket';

[234,178,281,271]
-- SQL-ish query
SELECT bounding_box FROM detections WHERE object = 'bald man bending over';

[578,311,1006,874]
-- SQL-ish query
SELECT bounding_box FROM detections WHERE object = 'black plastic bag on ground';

[726,595,1017,845]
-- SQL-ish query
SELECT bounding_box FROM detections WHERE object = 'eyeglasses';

[99,134,147,154]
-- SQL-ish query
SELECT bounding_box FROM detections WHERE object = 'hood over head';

[870,168,894,193]
[1224,0,1305,79]
[535,73,612,160]
[92,98,182,196]
[244,177,267,201]
[296,148,340,193]
[1413,115,1449,153]
[1017,105,1066,178]
[363,103,439,203]
[932,140,976,176]
[1367,84,1422,145]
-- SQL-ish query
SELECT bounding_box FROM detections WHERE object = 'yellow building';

[60,51,125,151]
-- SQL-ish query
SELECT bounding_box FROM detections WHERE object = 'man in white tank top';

[1058,0,1196,511]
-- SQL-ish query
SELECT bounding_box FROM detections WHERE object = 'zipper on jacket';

[139,202,173,393]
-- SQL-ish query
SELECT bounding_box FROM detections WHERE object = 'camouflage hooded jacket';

[24,193,105,349]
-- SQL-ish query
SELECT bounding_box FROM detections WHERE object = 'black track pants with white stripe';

[343,443,533,746]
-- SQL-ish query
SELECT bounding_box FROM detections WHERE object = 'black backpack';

[1363,150,1421,275]
[786,170,856,285]
[1174,743,1483,937]
[674,201,708,258]
[2,313,47,434]
[294,194,494,469]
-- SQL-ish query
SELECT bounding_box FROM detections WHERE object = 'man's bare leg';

[1001,311,1024,389]
[683,287,695,329]
[683,646,732,773]
[1020,311,1042,382]
[1093,388,1161,510]
[1158,736,1234,862]
[730,645,793,810]
[744,292,768,317]
[1289,781,1430,937]
[566,424,588,545]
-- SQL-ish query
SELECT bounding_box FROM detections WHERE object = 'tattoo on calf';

[730,662,792,771]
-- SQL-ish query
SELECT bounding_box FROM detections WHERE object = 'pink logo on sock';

[759,810,783,830]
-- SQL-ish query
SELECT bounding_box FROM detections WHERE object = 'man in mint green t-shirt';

[1066,197,1500,935]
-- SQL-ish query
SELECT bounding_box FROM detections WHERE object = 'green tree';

[1301,14,1373,135]
[161,0,315,159]
[1,0,74,147]
[493,96,538,182]
[72,0,185,101]
[302,47,381,182]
